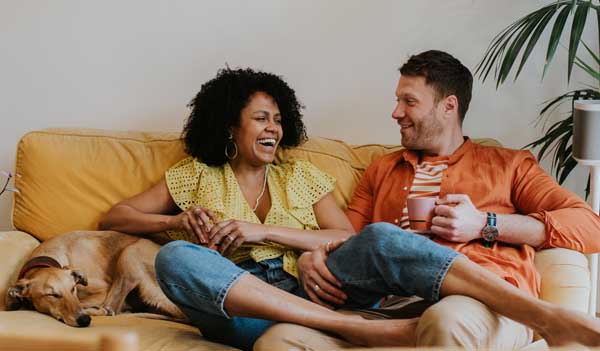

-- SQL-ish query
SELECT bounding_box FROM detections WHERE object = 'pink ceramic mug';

[407,197,437,231]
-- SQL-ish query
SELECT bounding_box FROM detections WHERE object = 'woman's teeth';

[257,138,276,147]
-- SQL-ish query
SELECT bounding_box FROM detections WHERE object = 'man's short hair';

[399,50,473,123]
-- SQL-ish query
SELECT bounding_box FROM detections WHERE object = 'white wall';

[0,2,593,231]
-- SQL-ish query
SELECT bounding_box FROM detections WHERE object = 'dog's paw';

[84,306,115,316]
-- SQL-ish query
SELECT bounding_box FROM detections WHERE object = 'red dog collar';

[18,256,62,279]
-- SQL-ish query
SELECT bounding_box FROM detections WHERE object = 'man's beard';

[400,109,444,151]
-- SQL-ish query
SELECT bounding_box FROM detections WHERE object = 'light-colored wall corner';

[1,0,598,307]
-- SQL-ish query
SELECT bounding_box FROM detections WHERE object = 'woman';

[100,68,600,350]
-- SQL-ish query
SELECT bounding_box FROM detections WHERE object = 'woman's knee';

[155,240,217,279]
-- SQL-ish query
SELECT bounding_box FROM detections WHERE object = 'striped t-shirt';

[397,156,449,230]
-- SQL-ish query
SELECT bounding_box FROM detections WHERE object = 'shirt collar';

[401,137,472,167]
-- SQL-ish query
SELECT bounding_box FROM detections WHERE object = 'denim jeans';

[155,222,460,351]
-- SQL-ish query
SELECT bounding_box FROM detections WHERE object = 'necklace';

[252,166,269,212]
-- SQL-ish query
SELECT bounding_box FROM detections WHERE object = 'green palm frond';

[568,1,591,81]
[543,4,575,78]
[476,0,597,86]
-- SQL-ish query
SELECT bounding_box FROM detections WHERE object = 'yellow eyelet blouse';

[163,156,335,278]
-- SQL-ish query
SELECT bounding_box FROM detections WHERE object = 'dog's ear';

[71,269,88,286]
[5,279,31,310]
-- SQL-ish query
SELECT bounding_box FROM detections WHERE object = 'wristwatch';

[481,212,498,248]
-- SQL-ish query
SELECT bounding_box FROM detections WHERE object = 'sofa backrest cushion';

[13,128,500,241]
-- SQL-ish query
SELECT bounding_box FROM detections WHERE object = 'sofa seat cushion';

[0,311,239,351]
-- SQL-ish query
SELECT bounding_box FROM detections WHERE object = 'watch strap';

[482,212,497,248]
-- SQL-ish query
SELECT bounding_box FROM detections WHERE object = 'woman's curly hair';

[182,68,307,166]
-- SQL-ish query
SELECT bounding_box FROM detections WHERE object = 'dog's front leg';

[83,305,115,316]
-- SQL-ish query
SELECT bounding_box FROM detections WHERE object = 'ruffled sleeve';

[284,159,335,208]
[165,156,207,211]
[272,159,336,230]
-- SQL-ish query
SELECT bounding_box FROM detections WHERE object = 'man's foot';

[336,317,419,347]
[539,306,600,346]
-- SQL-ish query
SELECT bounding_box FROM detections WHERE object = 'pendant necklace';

[252,166,269,212]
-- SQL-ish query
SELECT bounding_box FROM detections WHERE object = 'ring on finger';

[224,235,234,242]
[313,284,320,292]
[325,241,332,253]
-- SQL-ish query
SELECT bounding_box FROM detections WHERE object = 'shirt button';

[403,186,408,190]
[394,218,399,224]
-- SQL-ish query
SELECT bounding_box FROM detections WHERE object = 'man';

[286,50,600,349]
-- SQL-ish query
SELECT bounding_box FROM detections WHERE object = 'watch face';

[482,226,499,242]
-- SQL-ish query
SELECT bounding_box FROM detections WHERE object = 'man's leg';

[326,222,600,347]
[326,223,461,307]
[416,295,532,348]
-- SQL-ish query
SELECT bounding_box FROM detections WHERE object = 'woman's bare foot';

[336,317,419,347]
[538,306,600,346]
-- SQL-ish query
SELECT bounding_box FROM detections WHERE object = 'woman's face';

[231,91,283,167]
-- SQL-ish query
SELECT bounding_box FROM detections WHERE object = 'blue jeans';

[155,222,460,351]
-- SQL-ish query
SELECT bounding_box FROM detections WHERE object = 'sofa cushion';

[13,129,187,241]
[13,128,501,241]
[276,138,401,208]
[0,311,239,351]
[275,137,501,209]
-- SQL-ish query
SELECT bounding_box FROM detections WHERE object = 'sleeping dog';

[5,230,187,327]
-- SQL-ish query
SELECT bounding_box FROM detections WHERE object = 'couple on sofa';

[99,50,600,350]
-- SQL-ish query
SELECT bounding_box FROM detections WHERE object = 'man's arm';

[432,151,600,252]
[513,151,600,252]
[432,194,545,247]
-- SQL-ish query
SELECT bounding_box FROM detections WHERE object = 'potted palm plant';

[476,0,600,191]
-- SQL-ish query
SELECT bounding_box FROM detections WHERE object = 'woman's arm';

[98,178,179,234]
[210,193,355,253]
[265,193,355,250]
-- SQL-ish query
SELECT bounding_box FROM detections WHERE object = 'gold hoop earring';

[225,135,238,160]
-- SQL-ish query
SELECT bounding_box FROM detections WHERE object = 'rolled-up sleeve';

[345,161,378,232]
[512,151,600,253]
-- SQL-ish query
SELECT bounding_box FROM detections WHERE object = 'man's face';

[392,75,447,153]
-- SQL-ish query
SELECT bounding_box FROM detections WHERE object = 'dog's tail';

[122,312,190,324]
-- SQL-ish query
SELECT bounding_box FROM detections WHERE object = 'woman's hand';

[169,206,219,244]
[208,220,269,255]
[297,239,347,309]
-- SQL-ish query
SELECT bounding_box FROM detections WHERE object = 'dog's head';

[6,266,91,327]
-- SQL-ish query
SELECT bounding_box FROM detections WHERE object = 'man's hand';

[431,194,487,242]
[297,239,347,309]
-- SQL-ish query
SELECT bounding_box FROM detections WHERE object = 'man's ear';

[70,269,88,287]
[443,95,459,119]
[5,279,31,310]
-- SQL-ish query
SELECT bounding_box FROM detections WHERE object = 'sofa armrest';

[534,248,590,313]
[0,231,39,311]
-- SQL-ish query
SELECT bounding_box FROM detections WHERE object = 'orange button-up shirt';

[346,138,600,297]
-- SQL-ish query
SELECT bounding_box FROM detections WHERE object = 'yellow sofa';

[0,128,592,350]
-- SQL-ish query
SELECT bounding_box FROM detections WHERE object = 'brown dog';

[5,230,186,327]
